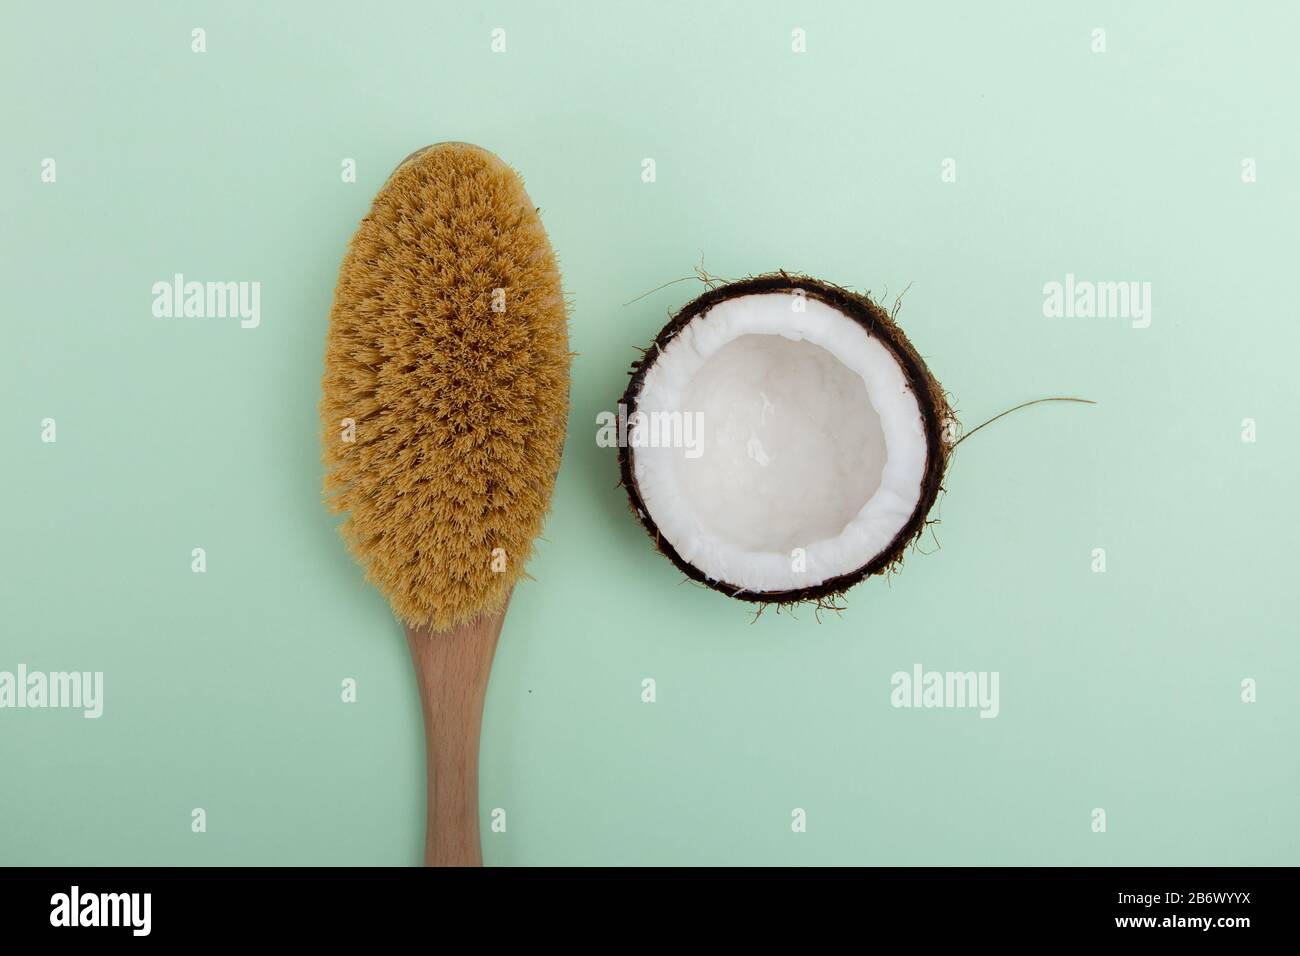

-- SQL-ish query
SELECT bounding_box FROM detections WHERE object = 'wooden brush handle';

[404,593,510,867]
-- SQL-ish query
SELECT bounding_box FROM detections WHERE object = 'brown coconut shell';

[617,273,953,607]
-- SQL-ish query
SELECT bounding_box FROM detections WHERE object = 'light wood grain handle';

[404,593,510,867]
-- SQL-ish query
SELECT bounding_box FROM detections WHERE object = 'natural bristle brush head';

[320,143,570,631]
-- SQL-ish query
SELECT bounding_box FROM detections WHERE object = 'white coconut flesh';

[631,292,929,593]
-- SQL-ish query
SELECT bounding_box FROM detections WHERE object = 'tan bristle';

[320,143,570,630]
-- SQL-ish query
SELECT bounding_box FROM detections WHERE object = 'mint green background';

[2,1,1296,866]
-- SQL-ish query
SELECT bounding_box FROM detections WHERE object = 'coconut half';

[618,274,952,605]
